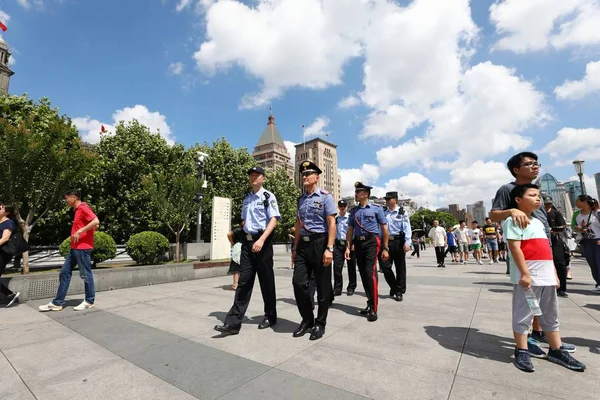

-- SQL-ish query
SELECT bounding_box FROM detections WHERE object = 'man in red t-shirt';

[39,190,100,312]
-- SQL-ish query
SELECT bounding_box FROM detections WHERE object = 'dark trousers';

[224,238,276,327]
[420,242,426,250]
[582,239,600,286]
[0,252,14,297]
[378,237,406,295]
[411,243,420,257]
[333,241,356,292]
[355,235,380,312]
[435,246,445,265]
[293,234,332,327]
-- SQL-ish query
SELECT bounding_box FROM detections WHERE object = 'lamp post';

[195,151,209,242]
[573,160,586,195]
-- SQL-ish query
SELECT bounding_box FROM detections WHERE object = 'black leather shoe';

[392,293,403,302]
[214,324,240,335]
[309,325,325,341]
[367,310,378,322]
[347,289,355,296]
[333,290,342,296]
[359,306,371,315]
[293,322,314,338]
[258,317,276,329]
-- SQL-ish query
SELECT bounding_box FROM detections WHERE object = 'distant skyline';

[2,0,599,209]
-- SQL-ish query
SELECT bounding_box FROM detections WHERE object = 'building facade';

[294,138,341,203]
[564,180,583,207]
[252,114,294,180]
[471,201,486,225]
[595,173,600,200]
[0,39,14,95]
[536,173,569,215]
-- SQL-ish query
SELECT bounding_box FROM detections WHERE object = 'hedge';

[126,231,170,265]
[58,231,117,268]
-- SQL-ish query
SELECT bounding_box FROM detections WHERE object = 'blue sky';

[2,0,599,209]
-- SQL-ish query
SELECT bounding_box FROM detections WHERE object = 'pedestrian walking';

[0,203,21,307]
[456,221,471,264]
[378,191,411,301]
[345,181,389,322]
[410,232,420,258]
[445,226,458,263]
[575,195,600,291]
[428,220,447,268]
[39,191,99,312]
[544,197,569,297]
[214,166,280,335]
[419,236,426,250]
[482,217,500,263]
[333,200,357,296]
[291,161,336,340]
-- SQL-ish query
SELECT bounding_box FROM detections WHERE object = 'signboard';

[210,196,232,260]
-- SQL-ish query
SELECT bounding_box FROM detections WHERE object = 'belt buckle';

[389,236,395,241]
[246,234,253,241]
[339,240,346,246]
[302,236,310,242]
[359,236,366,240]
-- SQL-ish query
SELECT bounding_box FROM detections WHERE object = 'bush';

[58,231,117,268]
[126,231,170,265]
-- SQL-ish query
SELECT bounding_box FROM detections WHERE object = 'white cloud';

[284,140,296,165]
[176,0,193,12]
[168,61,185,75]
[361,105,422,140]
[540,127,600,158]
[304,116,330,138]
[337,95,360,109]
[338,164,380,197]
[194,0,366,109]
[74,105,175,145]
[16,0,44,10]
[376,62,548,169]
[0,10,10,23]
[555,60,600,100]
[176,0,215,12]
[490,0,600,53]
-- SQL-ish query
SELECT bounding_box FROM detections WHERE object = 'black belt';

[335,239,347,246]
[300,233,327,242]
[389,234,404,241]
[355,234,375,241]
[244,231,264,242]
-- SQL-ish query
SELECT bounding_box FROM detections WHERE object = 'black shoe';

[441,264,446,268]
[367,310,378,322]
[557,291,568,298]
[547,348,586,371]
[5,292,20,308]
[514,349,535,372]
[293,321,314,338]
[392,293,403,302]
[359,306,371,315]
[309,325,325,340]
[333,290,342,296]
[214,324,240,335]
[347,289,355,296]
[437,264,442,268]
[258,317,276,329]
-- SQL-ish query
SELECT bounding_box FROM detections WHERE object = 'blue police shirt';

[348,203,386,236]
[384,208,412,246]
[336,213,350,240]
[297,187,336,235]
[242,187,281,234]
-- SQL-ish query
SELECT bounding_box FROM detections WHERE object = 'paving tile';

[0,319,72,351]
[0,353,30,399]
[448,376,566,400]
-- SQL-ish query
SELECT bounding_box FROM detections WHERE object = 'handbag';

[1,229,30,256]
[576,213,596,244]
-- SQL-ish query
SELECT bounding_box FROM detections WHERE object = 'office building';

[295,138,341,203]
[252,113,294,180]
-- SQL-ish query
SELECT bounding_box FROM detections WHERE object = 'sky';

[2,0,600,211]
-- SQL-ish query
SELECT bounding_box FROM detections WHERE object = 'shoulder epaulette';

[319,189,330,195]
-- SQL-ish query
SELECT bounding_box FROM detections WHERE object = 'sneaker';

[5,292,20,308]
[489,260,492,265]
[593,286,600,293]
[39,302,63,312]
[514,349,535,372]
[557,291,568,298]
[478,260,483,265]
[547,348,586,371]
[560,343,577,353]
[73,301,94,311]
[527,337,547,358]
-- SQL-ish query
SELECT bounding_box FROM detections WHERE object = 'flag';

[100,125,107,134]
[0,22,7,32]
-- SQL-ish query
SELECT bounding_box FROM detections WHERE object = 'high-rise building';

[0,38,15,95]
[252,113,294,180]
[467,204,474,217]
[295,138,341,203]
[595,173,600,200]
[564,180,583,209]
[472,201,486,224]
[536,173,569,215]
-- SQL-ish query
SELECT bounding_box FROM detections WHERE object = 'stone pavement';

[1,249,600,400]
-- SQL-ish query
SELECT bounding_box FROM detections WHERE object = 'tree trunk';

[175,232,180,263]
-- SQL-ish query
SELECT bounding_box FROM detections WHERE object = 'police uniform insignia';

[320,189,329,194]
[354,181,360,188]
[302,161,310,167]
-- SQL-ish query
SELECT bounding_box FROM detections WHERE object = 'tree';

[264,167,300,242]
[410,208,458,231]
[0,95,95,273]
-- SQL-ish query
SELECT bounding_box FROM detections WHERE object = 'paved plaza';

[1,249,600,400]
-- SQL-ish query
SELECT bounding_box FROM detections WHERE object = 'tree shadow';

[583,303,600,312]
[424,326,514,364]
[473,281,513,287]
[488,288,512,294]
[208,311,298,337]
[561,336,600,355]
[560,288,600,296]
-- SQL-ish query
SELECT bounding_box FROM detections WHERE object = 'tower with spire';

[252,112,294,179]
[0,38,14,95]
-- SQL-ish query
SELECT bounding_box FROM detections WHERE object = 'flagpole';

[302,125,306,150]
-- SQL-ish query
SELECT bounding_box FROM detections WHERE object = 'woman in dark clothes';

[0,203,21,307]
[227,222,245,290]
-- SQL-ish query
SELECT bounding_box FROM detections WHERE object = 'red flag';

[0,22,7,32]
[100,125,107,133]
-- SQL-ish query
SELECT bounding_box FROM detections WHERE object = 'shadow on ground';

[562,336,600,355]
[424,326,513,364]
[208,311,299,337]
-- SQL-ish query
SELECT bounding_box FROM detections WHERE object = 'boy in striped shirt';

[504,184,585,373]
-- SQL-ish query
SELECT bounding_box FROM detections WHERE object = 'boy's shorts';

[458,243,469,253]
[486,239,498,251]
[512,285,559,334]
[470,243,482,251]
[448,246,457,254]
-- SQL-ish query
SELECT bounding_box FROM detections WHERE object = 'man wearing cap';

[215,166,281,336]
[345,182,389,322]
[379,191,412,300]
[544,196,569,297]
[333,199,357,296]
[291,161,336,340]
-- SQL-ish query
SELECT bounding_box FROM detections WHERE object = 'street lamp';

[573,159,586,195]
[196,151,209,242]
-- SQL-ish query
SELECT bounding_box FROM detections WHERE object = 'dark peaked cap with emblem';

[384,191,398,199]
[299,161,322,174]
[354,181,373,192]
[338,199,347,206]
[247,166,266,175]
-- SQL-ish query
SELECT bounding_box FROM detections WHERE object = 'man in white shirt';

[428,220,447,268]
[469,221,483,265]
[455,220,471,264]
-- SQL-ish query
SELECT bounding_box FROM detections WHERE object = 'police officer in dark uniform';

[379,191,412,301]
[333,200,357,296]
[215,166,281,335]
[345,182,389,322]
[292,161,336,340]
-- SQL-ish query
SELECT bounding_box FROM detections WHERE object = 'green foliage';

[264,167,300,241]
[58,231,117,266]
[126,231,170,265]
[410,209,458,230]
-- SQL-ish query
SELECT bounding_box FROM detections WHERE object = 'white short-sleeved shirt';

[456,227,469,243]
[503,218,556,286]
[469,228,482,244]
[576,211,600,239]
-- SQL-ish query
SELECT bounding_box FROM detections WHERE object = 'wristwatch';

[383,246,389,251]
[326,246,334,252]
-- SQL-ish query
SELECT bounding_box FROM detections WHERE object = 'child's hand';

[519,274,531,290]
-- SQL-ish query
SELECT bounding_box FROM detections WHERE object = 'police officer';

[379,191,411,301]
[345,182,389,322]
[215,166,281,335]
[292,161,336,340]
[333,200,357,296]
